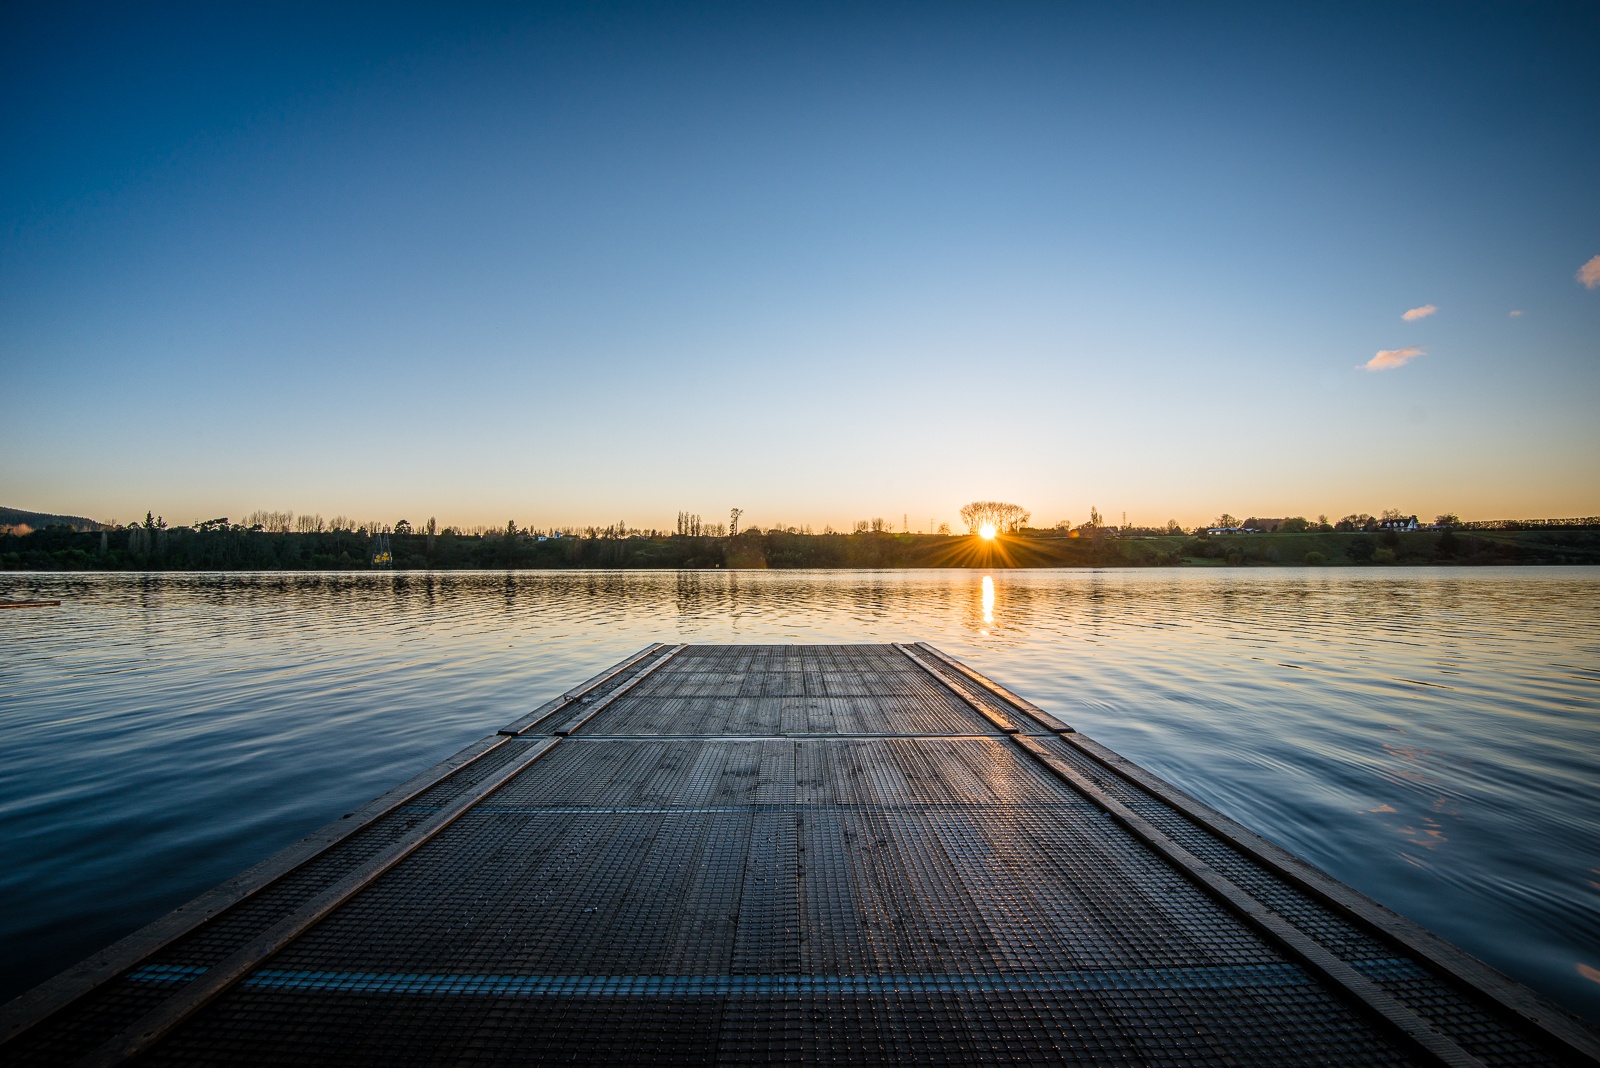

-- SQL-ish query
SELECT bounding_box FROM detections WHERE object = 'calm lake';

[2,568,1597,1026]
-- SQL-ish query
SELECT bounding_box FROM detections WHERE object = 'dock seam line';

[0,736,511,1046]
[1052,730,1600,1067]
[914,643,1600,1066]
[72,736,563,1068]
[911,642,1075,732]
[552,645,686,736]
[1009,733,1485,1068]
[499,642,665,735]
[899,644,1483,1068]
[1,644,664,1050]
[891,644,1019,734]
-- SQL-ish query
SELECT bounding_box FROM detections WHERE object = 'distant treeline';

[4,524,1598,571]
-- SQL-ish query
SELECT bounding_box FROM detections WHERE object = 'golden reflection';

[982,575,995,624]
[978,522,997,540]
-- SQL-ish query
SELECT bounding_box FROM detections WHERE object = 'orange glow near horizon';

[978,522,997,540]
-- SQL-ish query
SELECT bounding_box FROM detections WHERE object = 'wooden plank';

[1055,730,1600,1067]
[11,640,1596,1066]
[922,640,1600,1064]
[553,645,686,736]
[0,732,510,1047]
[74,737,562,1068]
[498,643,664,735]
[911,643,1074,732]
[892,644,1018,733]
[1009,734,1487,1068]
[2,645,662,1048]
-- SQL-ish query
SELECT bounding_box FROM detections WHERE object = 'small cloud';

[1364,346,1425,371]
[1579,255,1600,289]
[1508,309,1524,317]
[1401,304,1437,321]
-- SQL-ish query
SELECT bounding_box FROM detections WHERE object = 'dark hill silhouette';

[0,506,100,531]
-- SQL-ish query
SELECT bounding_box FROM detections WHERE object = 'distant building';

[1378,515,1419,532]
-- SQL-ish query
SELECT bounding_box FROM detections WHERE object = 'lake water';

[2,568,1597,1027]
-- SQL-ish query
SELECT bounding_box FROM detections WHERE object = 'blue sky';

[3,2,1597,531]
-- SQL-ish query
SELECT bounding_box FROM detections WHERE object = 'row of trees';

[99,503,1587,546]
[8,520,1598,570]
[1208,509,1463,534]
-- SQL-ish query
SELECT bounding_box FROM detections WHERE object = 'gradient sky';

[3,2,1597,532]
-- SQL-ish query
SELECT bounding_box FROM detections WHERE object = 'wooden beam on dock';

[4,643,1595,1068]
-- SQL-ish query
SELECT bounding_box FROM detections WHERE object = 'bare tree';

[244,509,294,533]
[958,501,1031,534]
[729,508,743,537]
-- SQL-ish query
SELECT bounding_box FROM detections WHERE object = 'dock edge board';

[904,642,1600,1067]
[3,641,1597,1067]
[0,643,668,1047]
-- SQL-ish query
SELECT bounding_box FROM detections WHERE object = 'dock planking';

[3,643,1597,1066]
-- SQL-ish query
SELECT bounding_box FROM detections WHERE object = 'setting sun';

[978,522,997,540]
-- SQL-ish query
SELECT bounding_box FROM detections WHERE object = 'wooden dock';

[4,643,1597,1066]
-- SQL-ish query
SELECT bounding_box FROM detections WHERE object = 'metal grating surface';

[6,644,1592,1066]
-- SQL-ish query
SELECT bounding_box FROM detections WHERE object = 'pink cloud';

[1579,255,1600,289]
[1509,309,1524,317]
[1364,346,1425,371]
[1401,304,1437,321]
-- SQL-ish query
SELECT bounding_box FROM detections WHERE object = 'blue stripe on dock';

[126,959,1427,997]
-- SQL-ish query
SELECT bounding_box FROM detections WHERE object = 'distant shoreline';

[4,526,1597,571]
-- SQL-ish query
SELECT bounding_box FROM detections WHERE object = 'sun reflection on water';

[1,570,1597,1022]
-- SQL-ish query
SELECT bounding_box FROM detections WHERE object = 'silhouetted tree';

[959,501,1031,534]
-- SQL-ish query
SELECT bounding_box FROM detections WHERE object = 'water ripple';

[0,567,1596,1024]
